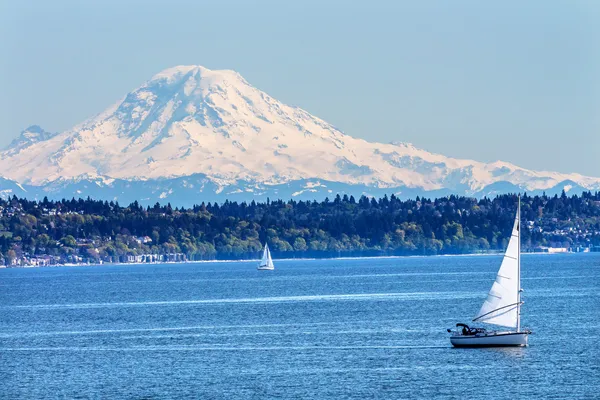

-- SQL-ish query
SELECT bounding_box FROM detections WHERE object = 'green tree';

[60,235,77,247]
[293,237,308,251]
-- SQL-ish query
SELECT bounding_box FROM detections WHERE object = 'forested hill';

[1,191,599,265]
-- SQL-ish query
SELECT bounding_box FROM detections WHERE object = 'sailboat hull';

[450,332,529,347]
[257,266,274,270]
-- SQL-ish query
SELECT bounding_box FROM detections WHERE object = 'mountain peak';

[23,125,45,134]
[150,65,207,80]
[4,125,57,153]
[148,65,243,86]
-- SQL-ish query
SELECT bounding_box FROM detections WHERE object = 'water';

[1,254,599,399]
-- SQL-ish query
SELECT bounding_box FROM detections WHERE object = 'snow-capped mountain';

[0,65,598,205]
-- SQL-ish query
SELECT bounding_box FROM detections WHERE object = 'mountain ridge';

[1,65,598,203]
[0,174,593,208]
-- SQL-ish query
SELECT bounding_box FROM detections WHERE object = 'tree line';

[0,190,599,264]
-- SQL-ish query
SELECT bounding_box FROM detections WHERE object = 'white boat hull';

[450,331,529,347]
[257,266,274,270]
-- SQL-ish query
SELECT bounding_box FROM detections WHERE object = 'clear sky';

[1,0,598,176]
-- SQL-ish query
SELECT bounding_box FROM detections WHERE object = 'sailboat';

[448,196,531,347]
[257,243,275,270]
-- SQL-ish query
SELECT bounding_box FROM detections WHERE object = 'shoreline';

[2,251,595,269]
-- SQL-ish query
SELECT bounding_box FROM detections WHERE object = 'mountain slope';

[0,65,598,202]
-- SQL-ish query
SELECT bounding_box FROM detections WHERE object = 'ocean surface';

[1,254,599,399]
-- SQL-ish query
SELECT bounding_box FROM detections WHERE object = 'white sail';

[258,243,274,269]
[473,208,521,328]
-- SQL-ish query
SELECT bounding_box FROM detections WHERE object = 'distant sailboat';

[257,243,274,270]
[448,196,531,347]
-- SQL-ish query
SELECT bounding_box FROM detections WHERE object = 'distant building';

[135,236,153,244]
[547,247,569,253]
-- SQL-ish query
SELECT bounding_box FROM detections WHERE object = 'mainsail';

[259,244,274,269]
[473,206,521,328]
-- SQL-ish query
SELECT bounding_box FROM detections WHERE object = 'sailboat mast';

[517,194,521,333]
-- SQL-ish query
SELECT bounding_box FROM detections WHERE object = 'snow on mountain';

[3,125,57,156]
[0,177,28,200]
[0,65,598,203]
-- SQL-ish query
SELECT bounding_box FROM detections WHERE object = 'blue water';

[1,254,599,398]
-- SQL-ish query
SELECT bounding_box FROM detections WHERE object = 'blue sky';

[1,0,598,176]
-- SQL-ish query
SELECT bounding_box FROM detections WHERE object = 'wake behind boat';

[257,243,275,270]
[448,196,531,347]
